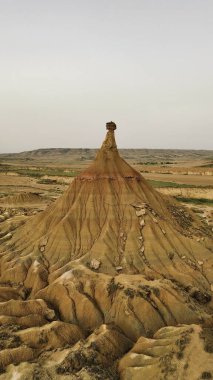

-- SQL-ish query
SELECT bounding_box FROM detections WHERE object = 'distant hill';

[0,147,212,164]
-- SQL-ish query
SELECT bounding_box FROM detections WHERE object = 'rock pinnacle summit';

[106,121,117,131]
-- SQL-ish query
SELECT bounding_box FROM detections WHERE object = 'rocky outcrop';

[119,324,213,380]
[0,192,47,206]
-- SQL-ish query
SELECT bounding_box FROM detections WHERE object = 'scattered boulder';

[136,209,146,217]
[90,259,101,270]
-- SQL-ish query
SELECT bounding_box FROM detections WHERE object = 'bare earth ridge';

[0,123,212,379]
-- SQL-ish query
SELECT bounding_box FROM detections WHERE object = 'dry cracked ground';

[0,123,212,379]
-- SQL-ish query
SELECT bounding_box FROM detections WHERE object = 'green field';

[147,180,212,189]
[175,197,213,206]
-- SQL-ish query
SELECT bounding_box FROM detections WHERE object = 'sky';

[0,0,212,152]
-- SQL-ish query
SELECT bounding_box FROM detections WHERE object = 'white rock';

[161,229,166,235]
[40,237,48,246]
[138,236,143,240]
[141,246,145,253]
[130,353,139,359]
[40,246,45,252]
[116,266,123,271]
[198,261,203,266]
[90,259,101,270]
[0,232,12,242]
[132,202,147,209]
[182,256,186,259]
[136,209,146,217]
[124,309,130,316]
[140,219,145,227]
[32,260,40,273]
[60,270,73,281]
[211,284,213,292]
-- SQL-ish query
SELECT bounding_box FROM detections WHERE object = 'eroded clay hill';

[0,122,212,379]
[0,192,47,207]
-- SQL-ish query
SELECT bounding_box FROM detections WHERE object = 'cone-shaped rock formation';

[0,122,212,379]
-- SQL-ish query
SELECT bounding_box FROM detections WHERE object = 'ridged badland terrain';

[0,123,212,379]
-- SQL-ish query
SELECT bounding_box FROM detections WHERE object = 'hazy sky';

[0,0,212,152]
